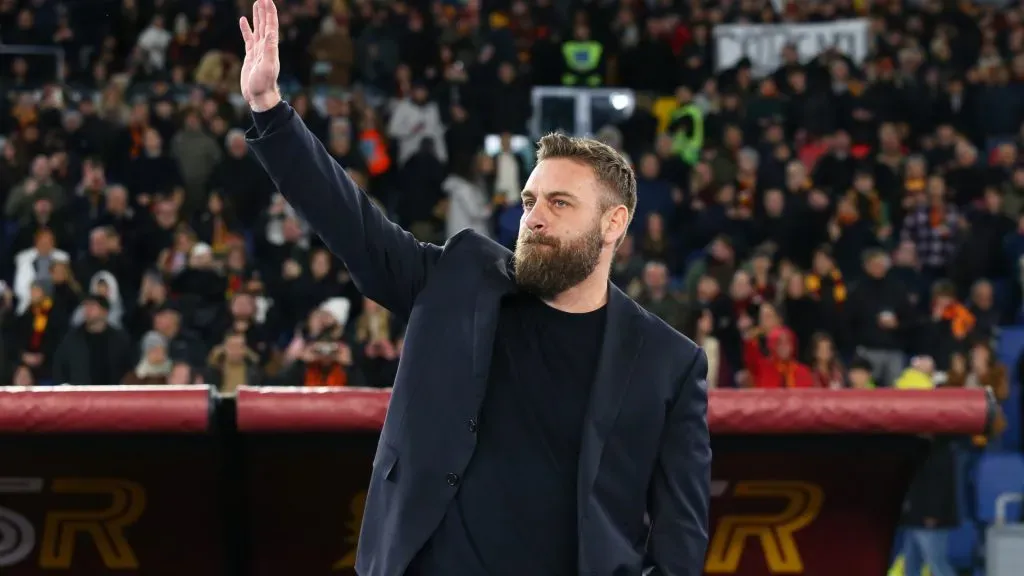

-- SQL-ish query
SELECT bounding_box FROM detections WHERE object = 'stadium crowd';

[3,0,1024,572]
[0,0,1017,414]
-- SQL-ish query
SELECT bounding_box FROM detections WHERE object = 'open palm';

[239,0,281,111]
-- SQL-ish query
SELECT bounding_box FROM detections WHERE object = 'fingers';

[252,0,263,41]
[239,17,254,50]
[263,0,278,42]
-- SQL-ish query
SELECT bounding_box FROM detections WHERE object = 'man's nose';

[523,204,548,231]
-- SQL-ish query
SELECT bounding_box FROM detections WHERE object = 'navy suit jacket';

[247,103,711,576]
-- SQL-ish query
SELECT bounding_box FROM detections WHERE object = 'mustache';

[521,232,559,247]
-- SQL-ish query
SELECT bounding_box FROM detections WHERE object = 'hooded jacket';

[743,326,815,388]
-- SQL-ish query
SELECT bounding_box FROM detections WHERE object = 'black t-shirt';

[84,329,113,385]
[410,292,607,576]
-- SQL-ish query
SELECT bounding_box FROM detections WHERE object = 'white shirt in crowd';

[443,175,492,240]
[137,23,172,70]
[387,99,448,165]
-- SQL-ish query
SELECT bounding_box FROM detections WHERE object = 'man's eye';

[554,200,568,207]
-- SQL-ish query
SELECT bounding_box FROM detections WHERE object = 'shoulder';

[623,296,709,408]
[439,228,513,267]
[622,289,703,371]
[627,292,694,344]
[14,249,35,263]
[442,175,468,194]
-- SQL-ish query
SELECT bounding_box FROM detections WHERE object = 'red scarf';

[940,302,976,339]
[303,363,348,387]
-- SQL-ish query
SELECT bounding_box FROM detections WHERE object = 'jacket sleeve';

[646,349,711,575]
[246,102,442,318]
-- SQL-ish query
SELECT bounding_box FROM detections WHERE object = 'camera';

[313,342,338,356]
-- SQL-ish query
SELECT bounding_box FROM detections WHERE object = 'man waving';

[239,2,711,574]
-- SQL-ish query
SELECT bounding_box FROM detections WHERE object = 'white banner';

[713,18,871,78]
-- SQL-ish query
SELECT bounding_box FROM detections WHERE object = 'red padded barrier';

[0,385,212,433]
[708,388,991,434]
[236,386,389,432]
[234,386,993,435]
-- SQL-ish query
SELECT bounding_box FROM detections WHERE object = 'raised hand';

[239,0,282,112]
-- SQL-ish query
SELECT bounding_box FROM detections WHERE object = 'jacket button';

[467,418,478,433]
[446,473,460,486]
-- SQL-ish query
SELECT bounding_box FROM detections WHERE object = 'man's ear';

[604,205,629,245]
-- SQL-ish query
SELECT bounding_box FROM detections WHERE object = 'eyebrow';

[520,190,579,201]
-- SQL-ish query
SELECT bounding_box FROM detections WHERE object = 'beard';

[513,222,604,300]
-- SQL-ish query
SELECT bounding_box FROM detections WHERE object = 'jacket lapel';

[577,285,644,517]
[471,255,516,397]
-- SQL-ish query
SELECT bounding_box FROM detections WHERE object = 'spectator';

[898,426,958,576]
[6,155,65,223]
[13,229,68,314]
[51,294,132,385]
[739,316,814,389]
[922,281,976,371]
[0,0,1020,405]
[354,298,401,389]
[150,303,205,368]
[122,330,172,384]
[808,332,845,389]
[948,343,1010,446]
[895,356,939,390]
[610,235,644,298]
[901,175,960,282]
[70,270,125,329]
[9,280,68,382]
[847,249,912,386]
[280,302,363,388]
[171,110,222,215]
[309,17,355,88]
[847,356,876,390]
[443,152,492,240]
[685,306,723,389]
[636,261,686,330]
[206,331,261,393]
[388,79,447,166]
[136,16,172,72]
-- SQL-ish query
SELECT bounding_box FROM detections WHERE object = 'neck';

[545,266,610,313]
[85,320,106,333]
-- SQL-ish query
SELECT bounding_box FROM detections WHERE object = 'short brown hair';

[536,132,637,226]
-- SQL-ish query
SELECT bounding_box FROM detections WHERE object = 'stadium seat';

[1003,385,1022,453]
[995,328,1023,451]
[973,453,1024,524]
[497,205,523,248]
[947,521,977,570]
